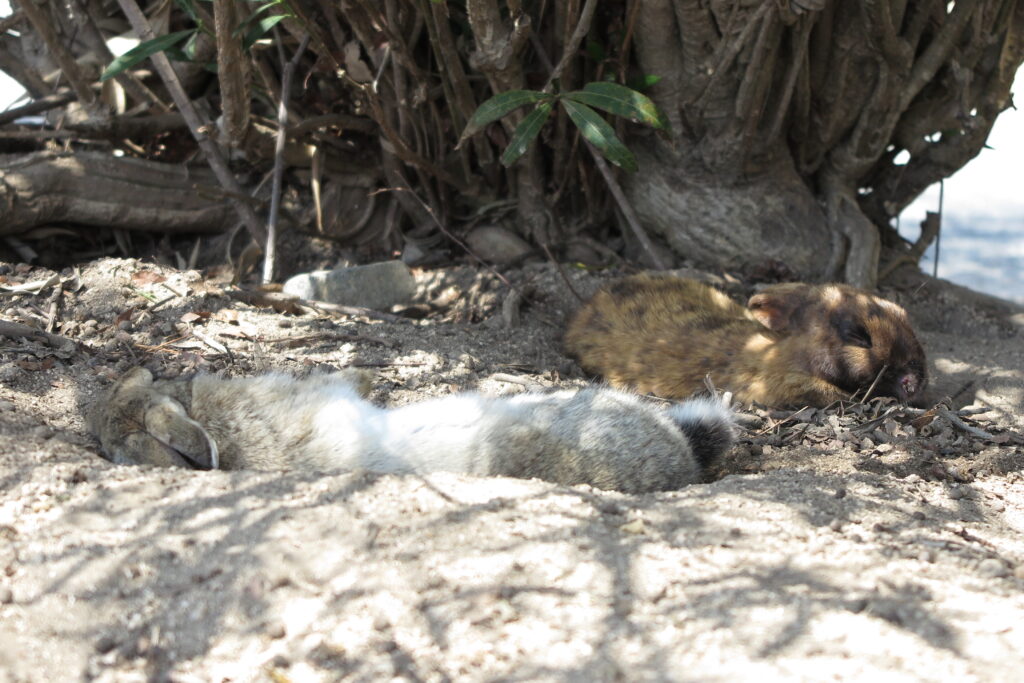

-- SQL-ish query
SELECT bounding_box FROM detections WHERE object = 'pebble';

[917,548,935,563]
[948,486,967,500]
[282,261,415,310]
[1014,565,1024,580]
[266,622,287,639]
[977,558,1008,578]
[31,425,53,440]
[94,635,118,654]
[829,518,843,532]
[0,586,12,604]
[465,225,533,265]
[0,400,14,412]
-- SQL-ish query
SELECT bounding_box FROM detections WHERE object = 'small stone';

[620,518,646,535]
[465,225,533,265]
[1014,564,1024,580]
[0,400,14,412]
[876,443,894,454]
[95,635,118,654]
[269,654,291,669]
[0,586,12,604]
[31,425,53,440]
[917,549,935,563]
[266,621,287,639]
[373,616,389,631]
[978,558,1008,578]
[948,486,966,500]
[829,518,843,532]
[834,487,847,499]
[282,261,415,310]
[904,473,922,483]
[860,437,875,451]
[912,511,926,521]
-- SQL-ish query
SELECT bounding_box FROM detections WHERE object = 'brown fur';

[565,275,928,407]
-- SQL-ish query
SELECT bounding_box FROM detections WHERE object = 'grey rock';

[282,261,415,310]
[465,225,533,265]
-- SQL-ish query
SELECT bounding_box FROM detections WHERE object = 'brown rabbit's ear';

[747,285,811,332]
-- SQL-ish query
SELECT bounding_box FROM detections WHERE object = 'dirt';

[1,257,1022,682]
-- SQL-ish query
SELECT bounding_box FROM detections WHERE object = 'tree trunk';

[0,152,234,236]
[628,0,1023,287]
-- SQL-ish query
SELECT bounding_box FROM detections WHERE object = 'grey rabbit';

[89,367,735,494]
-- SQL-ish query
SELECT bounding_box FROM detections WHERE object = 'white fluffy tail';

[666,398,736,468]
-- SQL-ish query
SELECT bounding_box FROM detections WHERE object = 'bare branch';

[114,0,268,246]
[15,0,96,107]
[264,33,310,283]
[543,0,598,92]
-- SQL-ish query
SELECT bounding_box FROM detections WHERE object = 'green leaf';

[586,39,606,63]
[560,99,637,172]
[500,101,554,167]
[100,29,196,81]
[242,14,290,50]
[460,90,552,143]
[564,81,670,131]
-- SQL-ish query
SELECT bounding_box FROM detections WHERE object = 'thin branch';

[0,320,80,350]
[15,0,96,106]
[0,90,76,125]
[584,140,667,270]
[543,0,598,92]
[901,0,980,109]
[264,32,310,283]
[936,406,995,440]
[113,0,267,246]
[214,0,252,147]
[69,0,170,113]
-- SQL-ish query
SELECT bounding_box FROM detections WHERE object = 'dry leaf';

[180,311,211,324]
[131,270,166,285]
[214,309,240,324]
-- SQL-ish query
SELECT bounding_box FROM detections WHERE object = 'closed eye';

[843,323,873,349]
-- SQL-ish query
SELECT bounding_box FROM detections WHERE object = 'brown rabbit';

[564,274,927,407]
[89,366,735,494]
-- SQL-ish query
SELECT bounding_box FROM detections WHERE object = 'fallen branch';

[0,320,79,350]
[936,406,995,441]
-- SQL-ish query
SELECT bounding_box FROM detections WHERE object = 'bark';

[626,0,1020,287]
[0,152,233,236]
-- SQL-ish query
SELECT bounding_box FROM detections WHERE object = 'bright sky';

[0,5,1019,300]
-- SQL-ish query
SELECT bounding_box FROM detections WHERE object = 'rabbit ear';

[746,284,811,332]
[143,396,219,470]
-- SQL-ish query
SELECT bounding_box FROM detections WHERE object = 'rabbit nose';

[899,373,919,396]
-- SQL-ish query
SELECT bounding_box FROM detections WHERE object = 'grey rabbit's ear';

[142,396,219,470]
[91,367,218,470]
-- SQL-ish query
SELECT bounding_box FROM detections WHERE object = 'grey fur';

[90,368,735,494]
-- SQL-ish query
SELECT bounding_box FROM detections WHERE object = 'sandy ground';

[1,258,1022,682]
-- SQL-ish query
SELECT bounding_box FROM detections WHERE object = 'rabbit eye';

[847,325,872,348]
[837,319,873,348]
